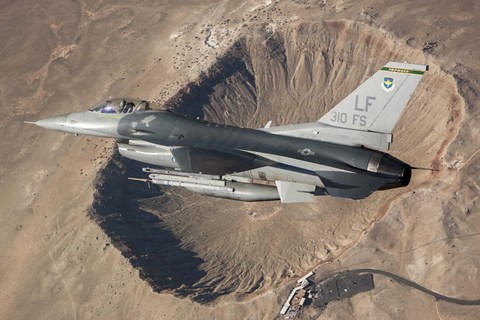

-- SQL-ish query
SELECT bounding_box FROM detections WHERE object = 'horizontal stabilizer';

[316,171,387,200]
[275,181,316,203]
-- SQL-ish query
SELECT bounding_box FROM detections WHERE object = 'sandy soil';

[1,0,479,319]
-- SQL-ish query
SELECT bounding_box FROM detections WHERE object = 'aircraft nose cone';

[33,115,68,131]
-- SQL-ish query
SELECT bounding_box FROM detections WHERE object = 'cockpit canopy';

[89,98,151,114]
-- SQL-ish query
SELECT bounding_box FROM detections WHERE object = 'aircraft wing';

[170,147,273,175]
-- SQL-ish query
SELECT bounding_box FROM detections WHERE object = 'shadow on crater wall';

[164,39,256,122]
[89,154,211,299]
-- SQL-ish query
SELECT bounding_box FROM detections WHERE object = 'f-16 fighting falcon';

[28,62,428,203]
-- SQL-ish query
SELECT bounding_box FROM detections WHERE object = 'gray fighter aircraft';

[29,62,428,203]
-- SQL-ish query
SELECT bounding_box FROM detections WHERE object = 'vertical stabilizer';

[318,62,428,134]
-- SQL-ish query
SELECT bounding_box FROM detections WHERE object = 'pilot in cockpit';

[89,98,150,114]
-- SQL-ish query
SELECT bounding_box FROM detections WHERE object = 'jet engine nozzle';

[376,153,409,177]
[368,153,411,190]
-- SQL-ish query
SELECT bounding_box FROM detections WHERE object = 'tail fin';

[318,62,428,134]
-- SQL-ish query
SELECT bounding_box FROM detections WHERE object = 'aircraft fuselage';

[30,62,427,202]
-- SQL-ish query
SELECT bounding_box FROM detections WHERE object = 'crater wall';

[92,20,462,303]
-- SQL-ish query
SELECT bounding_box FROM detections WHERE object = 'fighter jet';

[29,62,428,203]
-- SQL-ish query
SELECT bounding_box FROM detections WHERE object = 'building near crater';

[313,272,375,308]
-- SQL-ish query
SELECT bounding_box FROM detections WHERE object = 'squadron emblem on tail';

[382,77,395,92]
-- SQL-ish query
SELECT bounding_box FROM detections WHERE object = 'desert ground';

[1,0,479,319]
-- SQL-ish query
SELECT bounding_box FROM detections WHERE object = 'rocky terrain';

[1,0,479,319]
